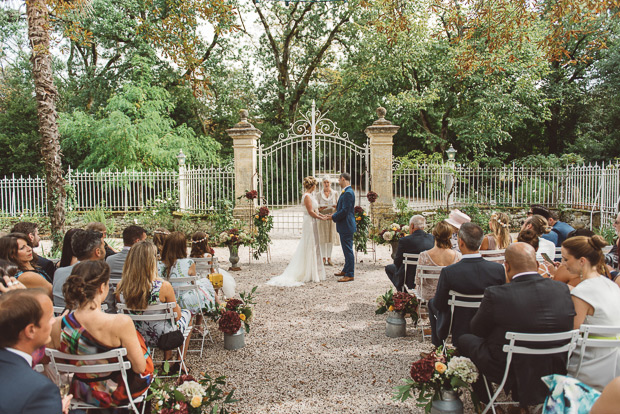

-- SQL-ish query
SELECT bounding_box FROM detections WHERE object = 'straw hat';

[444,209,471,229]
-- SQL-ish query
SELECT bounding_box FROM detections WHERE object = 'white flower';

[174,404,180,410]
[177,380,205,398]
[390,223,400,229]
[446,356,478,384]
[157,401,163,407]
[383,231,394,241]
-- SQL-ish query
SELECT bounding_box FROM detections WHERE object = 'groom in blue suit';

[330,172,356,282]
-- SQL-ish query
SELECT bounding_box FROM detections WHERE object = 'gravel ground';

[184,239,450,414]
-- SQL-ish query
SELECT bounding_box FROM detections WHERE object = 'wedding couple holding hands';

[267,173,356,287]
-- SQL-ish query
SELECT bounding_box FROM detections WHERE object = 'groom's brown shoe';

[334,271,346,276]
[337,276,354,282]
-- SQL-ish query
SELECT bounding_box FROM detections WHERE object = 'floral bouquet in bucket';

[218,227,253,247]
[148,370,237,414]
[375,288,419,323]
[394,346,479,413]
[373,223,408,245]
[205,287,257,334]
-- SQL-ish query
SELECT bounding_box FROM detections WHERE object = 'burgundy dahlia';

[354,206,364,215]
[393,291,414,312]
[367,191,378,203]
[218,310,242,335]
[177,374,196,385]
[258,206,270,217]
[410,355,435,383]
[246,190,258,200]
[226,298,243,311]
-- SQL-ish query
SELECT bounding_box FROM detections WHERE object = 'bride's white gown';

[267,193,326,287]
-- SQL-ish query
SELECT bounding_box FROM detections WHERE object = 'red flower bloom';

[218,310,242,335]
[354,206,364,215]
[246,190,258,200]
[226,298,243,311]
[258,206,270,217]
[410,354,435,383]
[177,374,196,384]
[367,191,378,203]
[393,291,415,312]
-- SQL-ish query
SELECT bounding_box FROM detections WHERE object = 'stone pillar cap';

[372,107,393,126]
[233,109,254,128]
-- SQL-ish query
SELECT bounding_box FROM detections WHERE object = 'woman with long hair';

[517,228,554,277]
[152,228,170,259]
[116,241,192,360]
[563,235,620,391]
[57,228,79,269]
[521,214,556,262]
[415,221,462,301]
[49,260,153,408]
[158,231,218,313]
[0,233,52,295]
[480,212,512,250]
[189,231,236,298]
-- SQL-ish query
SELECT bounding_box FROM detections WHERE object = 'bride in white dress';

[267,176,328,287]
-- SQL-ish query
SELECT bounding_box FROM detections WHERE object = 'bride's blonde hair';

[303,176,317,191]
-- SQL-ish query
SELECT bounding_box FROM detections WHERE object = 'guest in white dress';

[267,176,328,287]
[563,235,620,391]
[317,176,339,266]
[190,231,236,298]
[158,231,217,312]
[522,214,555,262]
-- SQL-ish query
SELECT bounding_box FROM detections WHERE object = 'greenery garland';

[252,206,273,259]
[354,206,371,253]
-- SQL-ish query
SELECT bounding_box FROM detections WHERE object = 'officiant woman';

[317,176,339,266]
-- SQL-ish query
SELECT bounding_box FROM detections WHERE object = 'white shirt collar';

[511,271,536,280]
[461,253,482,259]
[122,246,131,251]
[5,347,33,366]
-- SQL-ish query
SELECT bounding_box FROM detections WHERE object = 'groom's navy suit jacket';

[332,186,356,235]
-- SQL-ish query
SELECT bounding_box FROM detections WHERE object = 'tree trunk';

[26,0,66,249]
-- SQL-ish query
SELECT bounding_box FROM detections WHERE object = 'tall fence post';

[177,150,187,212]
[365,107,399,227]
[226,109,261,220]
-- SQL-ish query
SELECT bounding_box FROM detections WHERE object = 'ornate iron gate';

[258,101,369,235]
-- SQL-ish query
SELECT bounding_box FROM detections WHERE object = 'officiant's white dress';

[267,193,326,287]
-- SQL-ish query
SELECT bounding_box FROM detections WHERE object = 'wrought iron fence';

[393,162,620,228]
[0,164,235,216]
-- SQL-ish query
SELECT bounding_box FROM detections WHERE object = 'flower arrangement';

[205,287,257,334]
[148,368,237,414]
[353,206,371,254]
[394,346,479,413]
[252,206,273,260]
[373,223,408,245]
[375,288,419,323]
[367,191,378,203]
[218,227,253,247]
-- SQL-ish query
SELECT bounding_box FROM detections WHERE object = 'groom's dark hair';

[340,172,351,182]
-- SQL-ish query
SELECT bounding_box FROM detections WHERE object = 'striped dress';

[59,312,154,408]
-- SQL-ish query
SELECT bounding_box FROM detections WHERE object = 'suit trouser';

[385,264,404,291]
[339,233,354,277]
[427,299,443,347]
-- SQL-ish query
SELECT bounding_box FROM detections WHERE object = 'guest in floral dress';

[158,231,217,313]
[116,241,192,361]
[49,260,154,408]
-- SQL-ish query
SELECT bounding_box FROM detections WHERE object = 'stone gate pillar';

[226,109,262,219]
[365,107,399,226]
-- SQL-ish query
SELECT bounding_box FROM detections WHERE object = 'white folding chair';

[403,253,420,292]
[482,330,580,414]
[116,302,191,377]
[480,249,505,257]
[45,347,149,414]
[415,265,445,342]
[171,275,214,357]
[555,247,562,261]
[54,304,107,316]
[574,324,620,378]
[109,277,122,288]
[445,290,484,346]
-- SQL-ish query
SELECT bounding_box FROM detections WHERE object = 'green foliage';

[354,206,371,254]
[595,226,617,245]
[252,208,273,260]
[82,206,116,234]
[513,153,585,168]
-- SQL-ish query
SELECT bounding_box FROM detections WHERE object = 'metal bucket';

[385,311,407,338]
[224,327,245,350]
[430,389,463,414]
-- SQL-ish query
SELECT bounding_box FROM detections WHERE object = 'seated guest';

[460,242,575,408]
[517,228,553,277]
[49,260,153,408]
[591,376,620,414]
[11,222,55,280]
[56,228,79,269]
[414,221,461,302]
[444,209,470,251]
[190,231,236,298]
[106,225,147,280]
[546,210,575,247]
[0,289,67,414]
[0,259,25,294]
[480,212,512,251]
[152,228,170,259]
[429,222,505,348]
[52,230,106,308]
[86,222,117,258]
[521,214,555,262]
[564,235,620,391]
[159,231,217,312]
[0,233,52,296]
[385,215,434,292]
[546,228,596,287]
[116,241,192,359]
[604,212,619,280]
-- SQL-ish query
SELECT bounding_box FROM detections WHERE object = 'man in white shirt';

[0,289,69,413]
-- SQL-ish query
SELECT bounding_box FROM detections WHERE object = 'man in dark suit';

[0,289,67,413]
[330,172,356,282]
[428,222,505,348]
[459,243,575,407]
[10,222,56,281]
[385,214,434,291]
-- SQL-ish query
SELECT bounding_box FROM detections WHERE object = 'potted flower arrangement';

[353,206,371,254]
[376,288,418,337]
[252,206,273,260]
[373,222,408,260]
[148,369,237,414]
[205,287,257,350]
[218,227,253,271]
[394,346,479,413]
